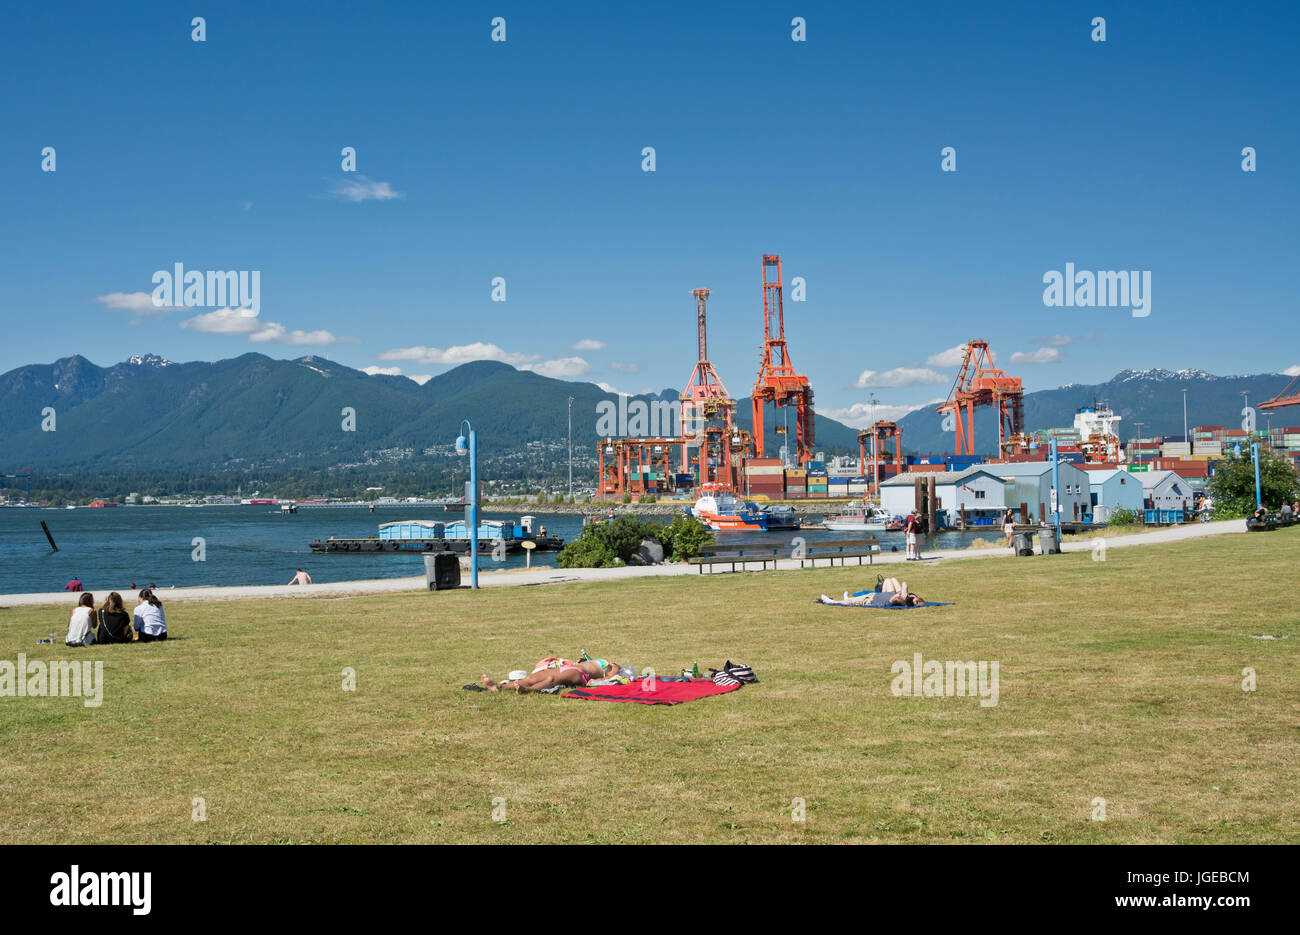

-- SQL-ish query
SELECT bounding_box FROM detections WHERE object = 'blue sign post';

[1050,437,1062,545]
[1252,442,1262,510]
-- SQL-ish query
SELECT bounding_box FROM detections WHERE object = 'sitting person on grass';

[65,592,97,646]
[132,589,168,642]
[821,577,925,607]
[481,656,619,694]
[97,591,134,643]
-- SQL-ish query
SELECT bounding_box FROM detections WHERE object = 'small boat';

[690,485,767,532]
[760,504,802,530]
[823,500,889,532]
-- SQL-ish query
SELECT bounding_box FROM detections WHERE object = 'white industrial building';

[879,468,1008,520]
[1084,468,1145,522]
[1140,470,1196,511]
[987,461,1093,523]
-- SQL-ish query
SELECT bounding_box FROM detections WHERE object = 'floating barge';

[310,517,564,554]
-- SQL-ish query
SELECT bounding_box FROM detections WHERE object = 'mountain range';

[1,355,1295,484]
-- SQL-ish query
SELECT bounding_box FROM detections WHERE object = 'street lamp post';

[455,420,479,589]
[567,396,574,501]
[1252,442,1262,511]
[1182,389,1191,455]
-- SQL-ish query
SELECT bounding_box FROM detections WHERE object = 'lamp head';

[455,435,468,456]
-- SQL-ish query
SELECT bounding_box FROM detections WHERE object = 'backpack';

[710,660,758,687]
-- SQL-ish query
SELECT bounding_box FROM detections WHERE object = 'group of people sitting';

[64,589,168,646]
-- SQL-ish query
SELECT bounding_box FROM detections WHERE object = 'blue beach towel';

[816,597,954,609]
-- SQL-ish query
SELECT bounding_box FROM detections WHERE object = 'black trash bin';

[1038,527,1061,555]
[424,551,461,590]
[1012,531,1035,556]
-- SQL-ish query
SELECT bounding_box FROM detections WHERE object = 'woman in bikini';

[481,656,620,694]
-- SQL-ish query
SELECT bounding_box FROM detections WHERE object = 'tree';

[1207,448,1300,518]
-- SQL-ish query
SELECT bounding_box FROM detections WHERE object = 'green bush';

[638,494,657,503]
[1208,448,1300,518]
[1108,507,1141,527]
[557,516,662,567]
[658,515,713,561]
[621,493,632,504]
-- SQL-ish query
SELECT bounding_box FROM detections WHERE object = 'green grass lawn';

[2,530,1297,844]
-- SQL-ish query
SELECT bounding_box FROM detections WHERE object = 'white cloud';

[179,307,261,335]
[522,356,592,379]
[1284,365,1300,376]
[571,338,606,351]
[596,382,624,394]
[180,308,346,345]
[611,361,641,373]
[96,291,179,318]
[1035,334,1074,347]
[821,398,946,429]
[854,367,947,389]
[377,343,538,366]
[926,344,997,368]
[249,322,344,346]
[1009,348,1062,364]
[327,175,404,203]
[363,365,432,385]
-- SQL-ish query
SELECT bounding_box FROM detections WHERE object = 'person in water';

[288,568,313,585]
[822,577,925,607]
[481,656,619,694]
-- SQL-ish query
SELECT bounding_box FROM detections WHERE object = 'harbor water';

[0,504,1000,595]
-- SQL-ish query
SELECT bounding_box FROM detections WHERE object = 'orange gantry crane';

[679,288,741,487]
[858,421,902,495]
[751,255,814,463]
[935,340,1028,457]
[1260,373,1300,411]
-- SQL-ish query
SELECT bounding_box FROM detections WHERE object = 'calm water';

[0,504,990,594]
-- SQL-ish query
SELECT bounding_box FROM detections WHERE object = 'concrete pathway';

[0,519,1249,608]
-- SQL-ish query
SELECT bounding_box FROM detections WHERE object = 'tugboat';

[310,515,564,553]
[822,500,889,532]
[689,484,768,532]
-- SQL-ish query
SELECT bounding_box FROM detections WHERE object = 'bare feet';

[481,674,500,692]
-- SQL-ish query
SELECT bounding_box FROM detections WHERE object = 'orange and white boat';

[689,484,767,532]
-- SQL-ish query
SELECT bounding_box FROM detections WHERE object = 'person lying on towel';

[820,577,925,608]
[481,656,620,694]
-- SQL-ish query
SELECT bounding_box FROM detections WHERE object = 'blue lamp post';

[1049,437,1062,545]
[455,420,479,589]
[1252,442,1262,511]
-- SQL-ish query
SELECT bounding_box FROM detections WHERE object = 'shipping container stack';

[783,466,807,499]
[744,458,785,501]
[806,460,829,499]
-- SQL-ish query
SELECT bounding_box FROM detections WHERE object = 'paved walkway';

[0,519,1248,607]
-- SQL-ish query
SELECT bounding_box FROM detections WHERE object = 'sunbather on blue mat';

[818,577,950,608]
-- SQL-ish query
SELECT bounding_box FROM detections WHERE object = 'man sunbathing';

[481,656,620,694]
[821,577,925,607]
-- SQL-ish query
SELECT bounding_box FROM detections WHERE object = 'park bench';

[688,537,880,574]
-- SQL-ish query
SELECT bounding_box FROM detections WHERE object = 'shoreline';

[0,519,1248,607]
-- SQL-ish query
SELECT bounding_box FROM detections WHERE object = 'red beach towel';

[563,678,741,705]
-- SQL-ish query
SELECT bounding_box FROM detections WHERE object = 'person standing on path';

[904,511,920,561]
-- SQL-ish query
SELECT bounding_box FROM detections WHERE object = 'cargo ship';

[310,516,563,554]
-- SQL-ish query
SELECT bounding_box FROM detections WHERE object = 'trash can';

[1038,527,1061,555]
[1012,532,1035,557]
[424,551,461,590]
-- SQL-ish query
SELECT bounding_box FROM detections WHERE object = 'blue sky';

[2,1,1297,427]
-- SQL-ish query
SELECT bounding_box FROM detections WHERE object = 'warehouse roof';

[879,468,1003,487]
